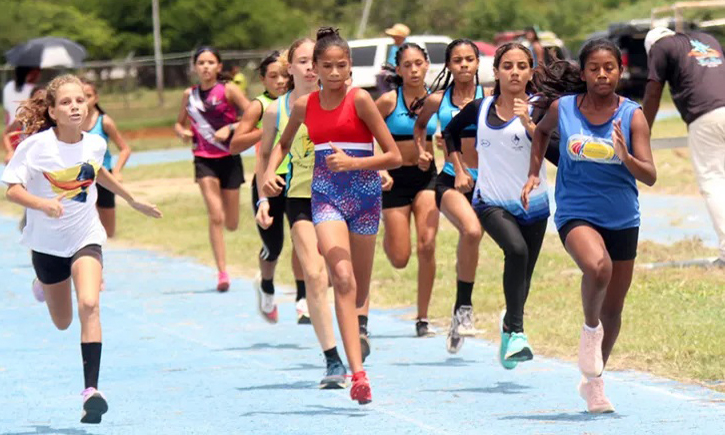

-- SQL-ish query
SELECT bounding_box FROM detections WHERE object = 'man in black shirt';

[642,27,725,266]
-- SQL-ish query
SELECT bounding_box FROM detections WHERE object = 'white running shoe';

[31,278,45,303]
[578,376,615,414]
[296,298,311,324]
[453,305,476,337]
[254,273,278,324]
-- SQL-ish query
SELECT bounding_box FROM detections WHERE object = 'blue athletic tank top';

[87,114,112,170]
[440,85,484,179]
[555,94,640,230]
[385,87,437,141]
[438,84,484,134]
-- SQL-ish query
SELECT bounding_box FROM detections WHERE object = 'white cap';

[645,27,676,55]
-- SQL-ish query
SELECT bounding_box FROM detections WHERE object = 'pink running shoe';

[350,371,372,405]
[217,271,230,292]
[578,376,615,414]
[80,387,108,424]
[578,322,604,378]
[31,278,45,302]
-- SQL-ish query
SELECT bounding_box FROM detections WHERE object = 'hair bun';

[316,26,339,41]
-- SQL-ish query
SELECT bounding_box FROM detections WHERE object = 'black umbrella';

[5,37,87,68]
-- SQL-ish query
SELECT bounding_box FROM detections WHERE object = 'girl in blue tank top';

[81,80,132,238]
[375,43,440,337]
[522,39,656,414]
[413,39,488,355]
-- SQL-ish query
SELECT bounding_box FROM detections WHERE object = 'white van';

[349,35,498,94]
[348,35,452,94]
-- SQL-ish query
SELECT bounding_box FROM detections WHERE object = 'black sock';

[81,342,102,389]
[358,315,368,333]
[295,280,306,301]
[454,280,474,311]
[261,279,275,295]
[323,346,341,363]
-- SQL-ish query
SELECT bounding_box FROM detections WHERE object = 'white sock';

[583,321,601,332]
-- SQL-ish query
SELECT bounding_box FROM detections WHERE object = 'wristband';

[256,197,268,207]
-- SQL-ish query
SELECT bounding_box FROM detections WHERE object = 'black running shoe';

[416,319,434,337]
[359,326,371,363]
[80,388,108,424]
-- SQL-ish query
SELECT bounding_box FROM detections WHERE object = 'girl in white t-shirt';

[2,75,162,424]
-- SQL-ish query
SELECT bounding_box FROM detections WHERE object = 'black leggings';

[251,176,285,262]
[477,206,547,333]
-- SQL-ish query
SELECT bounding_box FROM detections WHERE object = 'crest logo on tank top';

[511,133,523,151]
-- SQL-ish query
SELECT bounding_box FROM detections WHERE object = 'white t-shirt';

[2,129,108,257]
[3,80,34,124]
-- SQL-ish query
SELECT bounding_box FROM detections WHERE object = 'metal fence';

[1,49,271,101]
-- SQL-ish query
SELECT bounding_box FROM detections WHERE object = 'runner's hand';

[262,174,286,197]
[214,125,231,142]
[521,175,540,210]
[434,135,445,150]
[256,200,273,229]
[454,171,474,194]
[418,150,433,171]
[513,98,532,125]
[380,171,394,191]
[41,193,66,218]
[612,120,630,163]
[178,129,193,143]
[130,199,163,218]
[326,144,354,172]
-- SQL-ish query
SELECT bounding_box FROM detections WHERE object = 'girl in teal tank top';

[412,39,486,355]
[81,80,132,238]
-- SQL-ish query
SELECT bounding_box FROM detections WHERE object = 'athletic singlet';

[305,88,381,235]
[252,92,289,175]
[186,83,237,158]
[439,84,483,179]
[385,87,437,141]
[281,92,314,198]
[472,96,549,224]
[86,114,112,170]
[555,94,640,230]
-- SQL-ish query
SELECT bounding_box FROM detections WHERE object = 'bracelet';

[256,197,268,207]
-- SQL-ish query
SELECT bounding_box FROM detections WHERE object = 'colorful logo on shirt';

[688,39,723,68]
[567,134,621,165]
[43,161,99,203]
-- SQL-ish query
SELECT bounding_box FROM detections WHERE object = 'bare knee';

[78,297,100,318]
[387,251,410,269]
[461,222,482,245]
[53,315,72,331]
[417,237,436,261]
[582,256,613,289]
[330,267,356,296]
[225,219,239,231]
[209,211,224,227]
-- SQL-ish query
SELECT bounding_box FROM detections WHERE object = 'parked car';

[349,35,452,97]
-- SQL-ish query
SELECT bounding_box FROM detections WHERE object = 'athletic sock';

[454,280,474,311]
[358,315,368,333]
[583,322,600,332]
[81,342,102,389]
[261,279,275,295]
[323,346,341,363]
[295,280,306,301]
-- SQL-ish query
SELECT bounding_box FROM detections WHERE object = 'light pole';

[152,0,164,106]
[357,0,373,39]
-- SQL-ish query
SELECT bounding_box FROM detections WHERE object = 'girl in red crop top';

[262,27,401,405]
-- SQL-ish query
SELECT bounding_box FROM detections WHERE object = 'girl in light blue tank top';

[81,80,132,238]
[522,39,656,413]
[412,39,486,354]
